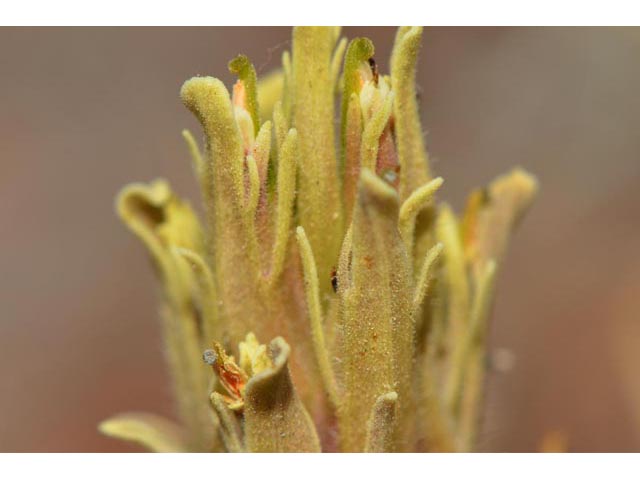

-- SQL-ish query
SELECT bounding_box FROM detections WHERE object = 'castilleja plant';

[99,27,537,453]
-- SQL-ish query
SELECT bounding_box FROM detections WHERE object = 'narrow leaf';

[172,246,219,347]
[455,261,497,451]
[436,204,470,341]
[390,26,430,200]
[340,38,375,171]
[296,226,339,408]
[463,168,538,279]
[245,154,260,220]
[181,129,204,186]
[343,94,363,223]
[210,392,244,453]
[252,120,272,189]
[269,128,298,281]
[360,91,394,171]
[413,242,444,314]
[399,177,444,258]
[99,413,188,453]
[330,37,348,93]
[364,392,398,453]
[292,27,344,298]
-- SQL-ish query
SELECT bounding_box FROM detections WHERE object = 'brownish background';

[1,27,639,452]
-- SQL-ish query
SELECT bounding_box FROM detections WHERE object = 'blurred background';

[1,27,639,452]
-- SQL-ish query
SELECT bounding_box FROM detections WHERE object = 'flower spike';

[106,27,538,454]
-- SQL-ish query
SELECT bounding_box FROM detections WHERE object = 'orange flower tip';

[232,80,248,109]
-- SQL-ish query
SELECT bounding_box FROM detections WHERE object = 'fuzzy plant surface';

[100,26,538,453]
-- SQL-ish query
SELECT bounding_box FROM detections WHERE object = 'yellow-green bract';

[101,26,538,453]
